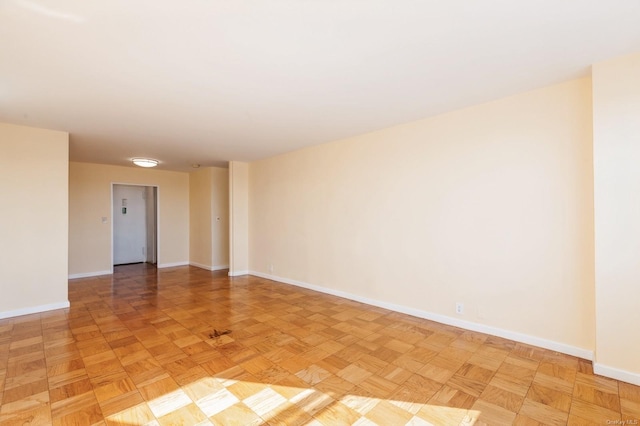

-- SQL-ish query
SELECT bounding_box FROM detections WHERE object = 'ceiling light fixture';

[132,158,159,168]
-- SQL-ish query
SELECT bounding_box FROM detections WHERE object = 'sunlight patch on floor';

[105,376,480,425]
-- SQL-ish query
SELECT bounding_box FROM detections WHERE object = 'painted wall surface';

[68,162,189,275]
[0,123,69,317]
[249,79,595,352]
[190,168,213,267]
[230,161,249,275]
[145,186,157,263]
[211,167,230,269]
[189,166,229,270]
[593,53,640,379]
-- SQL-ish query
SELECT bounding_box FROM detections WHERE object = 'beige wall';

[593,53,640,383]
[211,167,230,269]
[189,167,229,269]
[190,168,213,267]
[249,78,595,354]
[229,161,249,275]
[69,162,189,276]
[0,123,69,317]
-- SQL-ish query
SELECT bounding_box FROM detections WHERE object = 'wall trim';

[190,262,229,272]
[228,270,249,277]
[68,270,112,280]
[70,262,199,276]
[594,363,640,387]
[157,261,189,269]
[0,301,71,320]
[249,271,594,362]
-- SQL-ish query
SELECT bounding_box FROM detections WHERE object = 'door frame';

[111,182,160,273]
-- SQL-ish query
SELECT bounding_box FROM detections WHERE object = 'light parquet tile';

[98,390,146,417]
[472,399,517,425]
[209,401,262,426]
[480,383,525,413]
[0,263,637,425]
[519,398,570,426]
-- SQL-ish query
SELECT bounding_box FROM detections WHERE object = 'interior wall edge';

[0,301,70,321]
[189,262,229,271]
[68,270,112,280]
[228,270,249,277]
[594,363,640,387]
[157,261,190,269]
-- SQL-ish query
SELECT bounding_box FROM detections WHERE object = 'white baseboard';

[594,363,640,386]
[228,270,249,277]
[157,261,189,269]
[71,262,195,276]
[68,270,112,279]
[249,270,594,362]
[213,265,230,271]
[0,301,71,320]
[190,262,229,272]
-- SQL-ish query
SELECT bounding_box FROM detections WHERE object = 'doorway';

[112,184,158,266]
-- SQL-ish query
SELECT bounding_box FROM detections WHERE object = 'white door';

[113,185,147,265]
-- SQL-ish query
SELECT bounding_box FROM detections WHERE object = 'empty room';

[1,1,640,425]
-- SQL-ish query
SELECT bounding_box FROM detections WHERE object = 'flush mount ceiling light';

[132,158,159,168]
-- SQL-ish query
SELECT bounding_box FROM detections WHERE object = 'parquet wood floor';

[0,264,638,425]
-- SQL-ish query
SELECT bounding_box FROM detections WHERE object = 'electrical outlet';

[456,302,464,315]
[268,264,274,273]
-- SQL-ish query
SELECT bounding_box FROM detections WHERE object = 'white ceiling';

[2,1,640,171]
